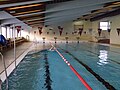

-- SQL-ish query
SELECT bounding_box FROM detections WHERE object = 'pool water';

[2,42,120,90]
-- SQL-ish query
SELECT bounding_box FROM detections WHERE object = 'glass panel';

[1,27,6,38]
[7,27,10,38]
[100,21,110,30]
[10,28,13,38]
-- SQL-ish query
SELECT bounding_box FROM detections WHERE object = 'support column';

[13,25,16,68]
[5,26,7,38]
[0,25,2,34]
[0,78,2,90]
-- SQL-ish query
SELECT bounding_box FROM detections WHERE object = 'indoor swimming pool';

[2,42,120,90]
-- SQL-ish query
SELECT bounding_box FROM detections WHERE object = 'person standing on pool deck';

[0,79,2,90]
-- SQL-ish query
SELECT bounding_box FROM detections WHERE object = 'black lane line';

[68,44,120,65]
[59,47,116,90]
[43,51,52,90]
[69,45,120,69]
[81,42,120,57]
[88,42,120,54]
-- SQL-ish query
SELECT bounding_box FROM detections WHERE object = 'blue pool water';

[2,42,120,90]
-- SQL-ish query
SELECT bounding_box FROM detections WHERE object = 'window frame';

[99,21,110,31]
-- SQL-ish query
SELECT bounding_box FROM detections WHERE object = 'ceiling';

[0,0,120,27]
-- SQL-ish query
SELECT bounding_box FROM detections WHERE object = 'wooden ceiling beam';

[90,8,120,21]
[81,2,120,20]
[12,9,43,16]
[30,23,44,26]
[27,19,44,23]
[27,20,44,24]
[28,22,44,26]
[0,0,31,5]
[24,17,45,22]
[0,0,51,8]
[4,3,45,16]
[104,1,120,7]
[5,3,43,10]
[47,0,73,4]
[18,14,44,20]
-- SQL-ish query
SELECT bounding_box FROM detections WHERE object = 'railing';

[50,42,92,90]
[0,37,27,52]
[0,43,32,90]
[0,78,2,90]
[0,52,8,90]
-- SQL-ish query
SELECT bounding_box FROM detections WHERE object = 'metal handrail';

[0,78,2,90]
[0,52,8,90]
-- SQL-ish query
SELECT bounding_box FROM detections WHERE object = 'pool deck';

[0,42,32,74]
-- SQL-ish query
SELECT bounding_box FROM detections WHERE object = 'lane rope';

[50,42,92,90]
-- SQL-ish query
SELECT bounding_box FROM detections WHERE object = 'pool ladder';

[0,52,8,90]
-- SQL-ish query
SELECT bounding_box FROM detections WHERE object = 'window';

[99,21,110,30]
[1,27,6,38]
[7,27,11,38]
[15,30,17,37]
[18,30,21,37]
[12,29,17,38]
[0,27,2,34]
[10,28,13,38]
[1,27,14,38]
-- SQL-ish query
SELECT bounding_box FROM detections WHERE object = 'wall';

[29,22,74,42]
[91,19,110,40]
[29,21,93,42]
[28,15,120,45]
[110,15,120,45]
[91,15,120,45]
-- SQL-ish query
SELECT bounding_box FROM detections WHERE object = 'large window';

[100,21,110,30]
[1,26,22,38]
[18,30,21,37]
[10,28,13,38]
[15,29,18,37]
[7,27,11,38]
[1,27,6,38]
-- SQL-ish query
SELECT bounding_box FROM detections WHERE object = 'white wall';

[29,21,93,42]
[27,15,120,45]
[91,15,120,45]
[110,15,120,45]
[92,19,110,39]
[29,22,74,42]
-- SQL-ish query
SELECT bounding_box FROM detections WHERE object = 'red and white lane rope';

[50,43,92,90]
